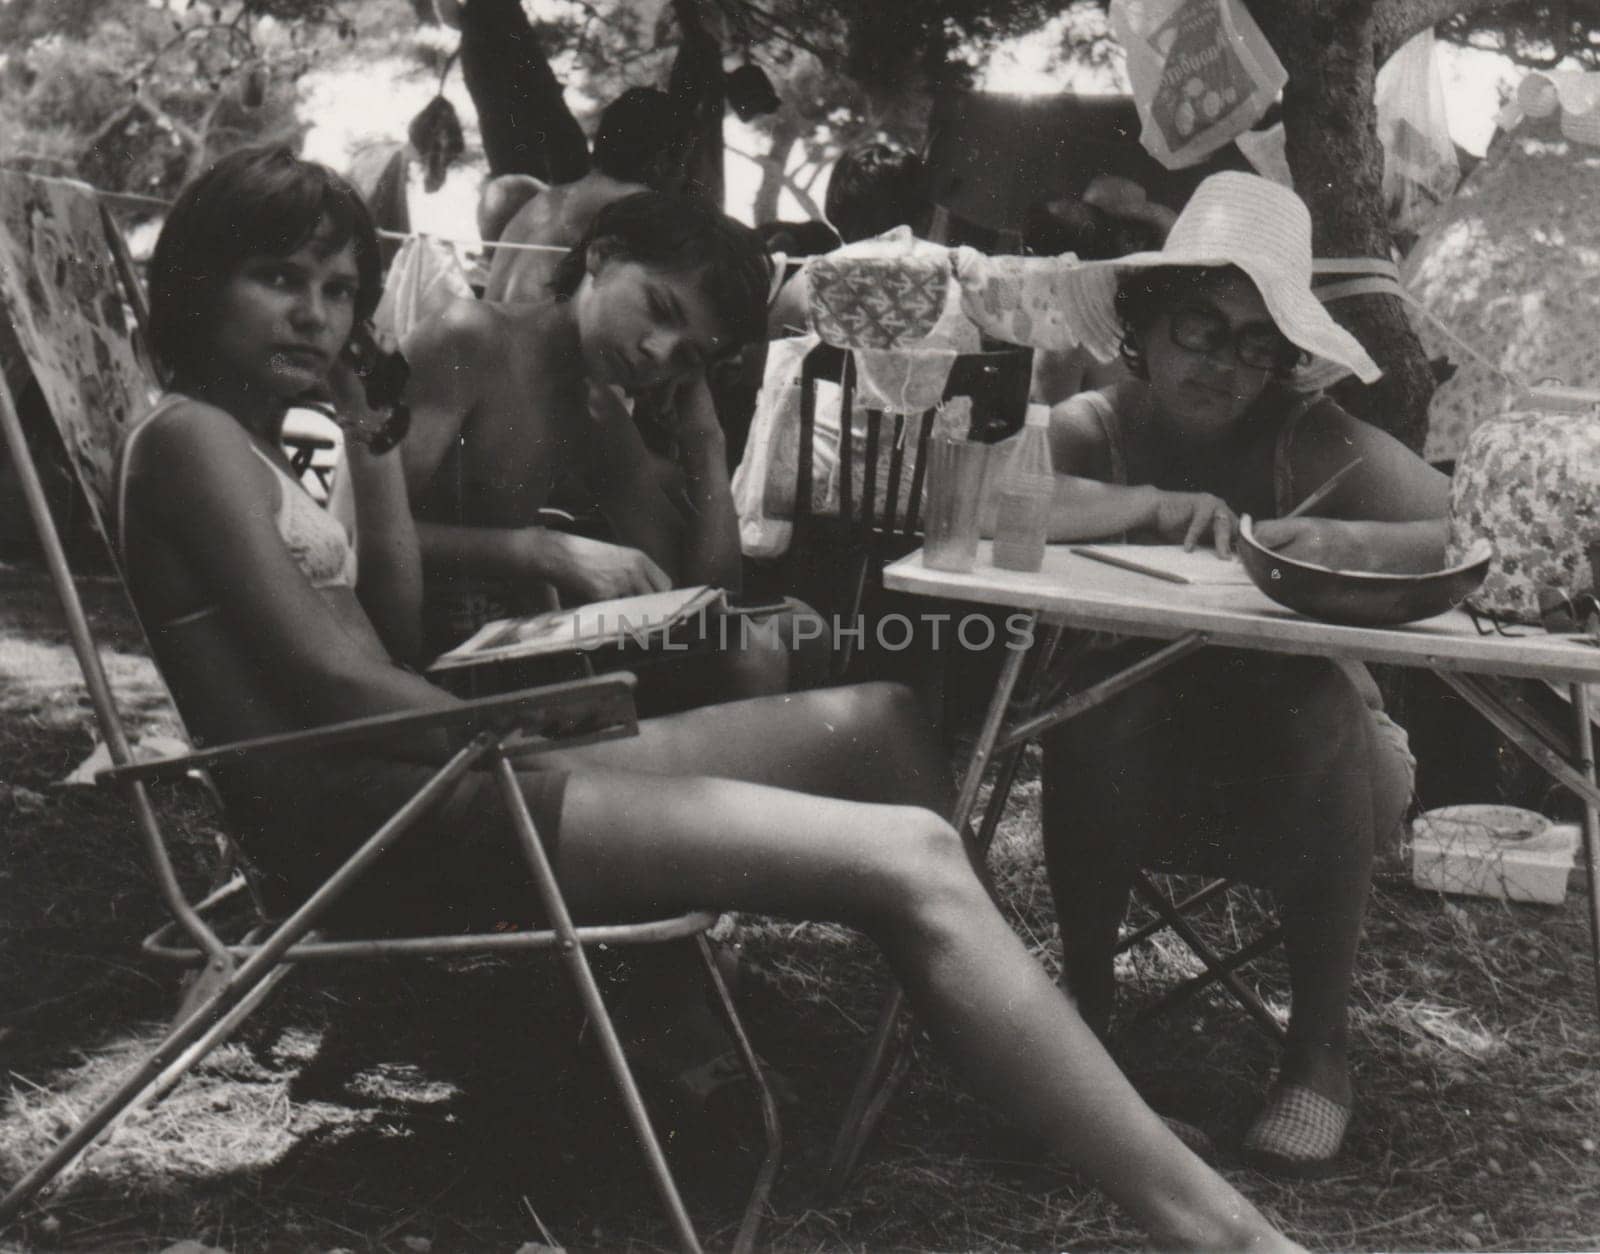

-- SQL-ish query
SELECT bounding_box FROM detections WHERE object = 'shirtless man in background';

[480,87,693,305]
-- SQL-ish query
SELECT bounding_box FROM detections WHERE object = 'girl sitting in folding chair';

[1028,172,1445,1178]
[117,145,1298,1251]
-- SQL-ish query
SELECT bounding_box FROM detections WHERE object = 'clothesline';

[1312,257,1525,393]
[15,174,570,255]
[13,168,1532,398]
[376,227,569,254]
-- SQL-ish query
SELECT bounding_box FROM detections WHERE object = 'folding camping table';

[828,540,1600,1186]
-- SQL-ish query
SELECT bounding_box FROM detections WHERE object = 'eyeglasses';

[1167,306,1300,371]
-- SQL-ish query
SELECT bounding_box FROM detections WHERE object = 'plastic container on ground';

[1410,804,1580,905]
[991,403,1056,572]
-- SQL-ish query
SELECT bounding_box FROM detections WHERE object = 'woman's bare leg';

[1243,661,1389,1108]
[539,680,951,814]
[1041,675,1182,1035]
[541,764,1295,1251]
[534,681,951,1089]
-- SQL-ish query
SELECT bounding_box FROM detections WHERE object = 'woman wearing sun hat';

[1029,171,1450,1177]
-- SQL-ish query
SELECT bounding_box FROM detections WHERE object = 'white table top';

[884,543,1600,685]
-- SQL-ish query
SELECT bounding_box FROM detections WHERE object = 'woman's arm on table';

[985,391,1237,555]
[1253,399,1452,573]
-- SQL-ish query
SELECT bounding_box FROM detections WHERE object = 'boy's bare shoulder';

[409,296,514,365]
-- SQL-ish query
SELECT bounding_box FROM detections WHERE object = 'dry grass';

[3,562,1600,1251]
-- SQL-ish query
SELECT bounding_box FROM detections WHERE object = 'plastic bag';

[1235,122,1292,187]
[732,336,841,558]
[1111,0,1287,170]
[371,235,473,356]
[1375,28,1459,235]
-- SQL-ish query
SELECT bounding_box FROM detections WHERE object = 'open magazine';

[427,585,725,673]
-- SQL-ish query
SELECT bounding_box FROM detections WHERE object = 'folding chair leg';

[144,963,297,1112]
[831,552,872,682]
[0,742,487,1227]
[492,758,704,1254]
[823,985,914,1198]
[0,939,299,1224]
[1120,927,1285,1038]
[35,961,300,1199]
[694,935,780,1254]
[1130,874,1287,1044]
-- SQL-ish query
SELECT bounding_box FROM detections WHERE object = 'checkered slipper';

[1242,1083,1351,1179]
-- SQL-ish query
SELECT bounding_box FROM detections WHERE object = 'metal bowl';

[1236,517,1492,627]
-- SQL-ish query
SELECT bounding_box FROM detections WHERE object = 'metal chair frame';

[0,179,779,1253]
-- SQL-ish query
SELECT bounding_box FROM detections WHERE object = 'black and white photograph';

[2,1,1600,1250]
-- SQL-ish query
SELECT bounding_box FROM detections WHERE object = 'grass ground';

[3,561,1600,1252]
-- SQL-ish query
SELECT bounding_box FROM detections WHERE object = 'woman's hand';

[1251,516,1450,574]
[1146,489,1237,556]
[1251,517,1368,569]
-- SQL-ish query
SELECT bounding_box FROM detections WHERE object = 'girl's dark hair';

[550,191,771,350]
[1113,264,1305,379]
[147,145,382,384]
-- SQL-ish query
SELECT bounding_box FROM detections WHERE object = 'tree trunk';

[669,0,727,207]
[752,115,800,223]
[458,0,588,182]
[1248,0,1434,452]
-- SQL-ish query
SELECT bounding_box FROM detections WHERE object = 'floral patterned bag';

[1445,409,1600,623]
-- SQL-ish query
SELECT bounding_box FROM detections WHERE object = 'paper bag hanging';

[1111,0,1287,170]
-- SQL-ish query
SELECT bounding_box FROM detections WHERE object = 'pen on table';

[1284,456,1365,520]
[1069,547,1191,585]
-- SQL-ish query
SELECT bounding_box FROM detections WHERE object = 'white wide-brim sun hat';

[1055,170,1382,387]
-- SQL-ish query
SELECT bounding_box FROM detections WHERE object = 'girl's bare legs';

[543,681,951,813]
[541,764,1294,1251]
[536,682,952,1090]
[526,684,1295,1249]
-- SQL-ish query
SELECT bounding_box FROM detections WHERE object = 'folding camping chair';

[792,343,1031,681]
[0,171,778,1254]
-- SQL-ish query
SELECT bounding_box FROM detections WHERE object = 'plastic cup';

[922,437,991,572]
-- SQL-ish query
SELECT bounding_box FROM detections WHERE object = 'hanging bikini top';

[117,398,358,629]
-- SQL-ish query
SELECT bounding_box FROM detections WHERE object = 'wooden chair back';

[794,343,1032,549]
[791,343,1030,676]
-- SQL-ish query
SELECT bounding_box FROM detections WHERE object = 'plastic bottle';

[991,403,1056,572]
